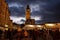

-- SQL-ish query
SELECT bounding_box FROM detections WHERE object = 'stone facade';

[0,0,13,28]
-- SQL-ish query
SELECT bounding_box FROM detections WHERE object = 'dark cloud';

[9,7,25,16]
[6,0,60,24]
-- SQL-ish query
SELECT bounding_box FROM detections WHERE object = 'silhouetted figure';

[23,30,29,40]
[0,30,3,39]
[33,28,40,40]
[13,29,22,40]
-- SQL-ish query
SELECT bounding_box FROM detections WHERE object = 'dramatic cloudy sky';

[6,0,60,24]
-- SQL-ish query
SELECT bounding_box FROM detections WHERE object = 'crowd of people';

[0,28,60,40]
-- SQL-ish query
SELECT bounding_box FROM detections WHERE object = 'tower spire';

[26,4,30,9]
[25,1,35,25]
[25,4,31,20]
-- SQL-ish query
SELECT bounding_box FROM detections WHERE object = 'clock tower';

[25,5,31,20]
[25,5,35,25]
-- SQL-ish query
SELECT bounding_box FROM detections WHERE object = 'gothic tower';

[25,5,35,25]
[25,5,31,20]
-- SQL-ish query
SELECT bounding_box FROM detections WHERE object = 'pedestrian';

[33,28,40,40]
[13,28,22,40]
[23,30,29,40]
[0,29,3,40]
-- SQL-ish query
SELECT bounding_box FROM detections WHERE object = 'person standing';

[23,30,29,40]
[13,28,22,40]
[33,28,40,40]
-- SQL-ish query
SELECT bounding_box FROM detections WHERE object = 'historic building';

[0,0,35,29]
[0,0,13,28]
[25,5,35,25]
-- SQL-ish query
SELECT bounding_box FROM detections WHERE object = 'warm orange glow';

[17,28,22,32]
[5,28,8,30]
[5,24,8,27]
[36,25,43,28]
[57,23,60,28]
[45,23,56,26]
[57,23,60,25]
[26,25,35,27]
